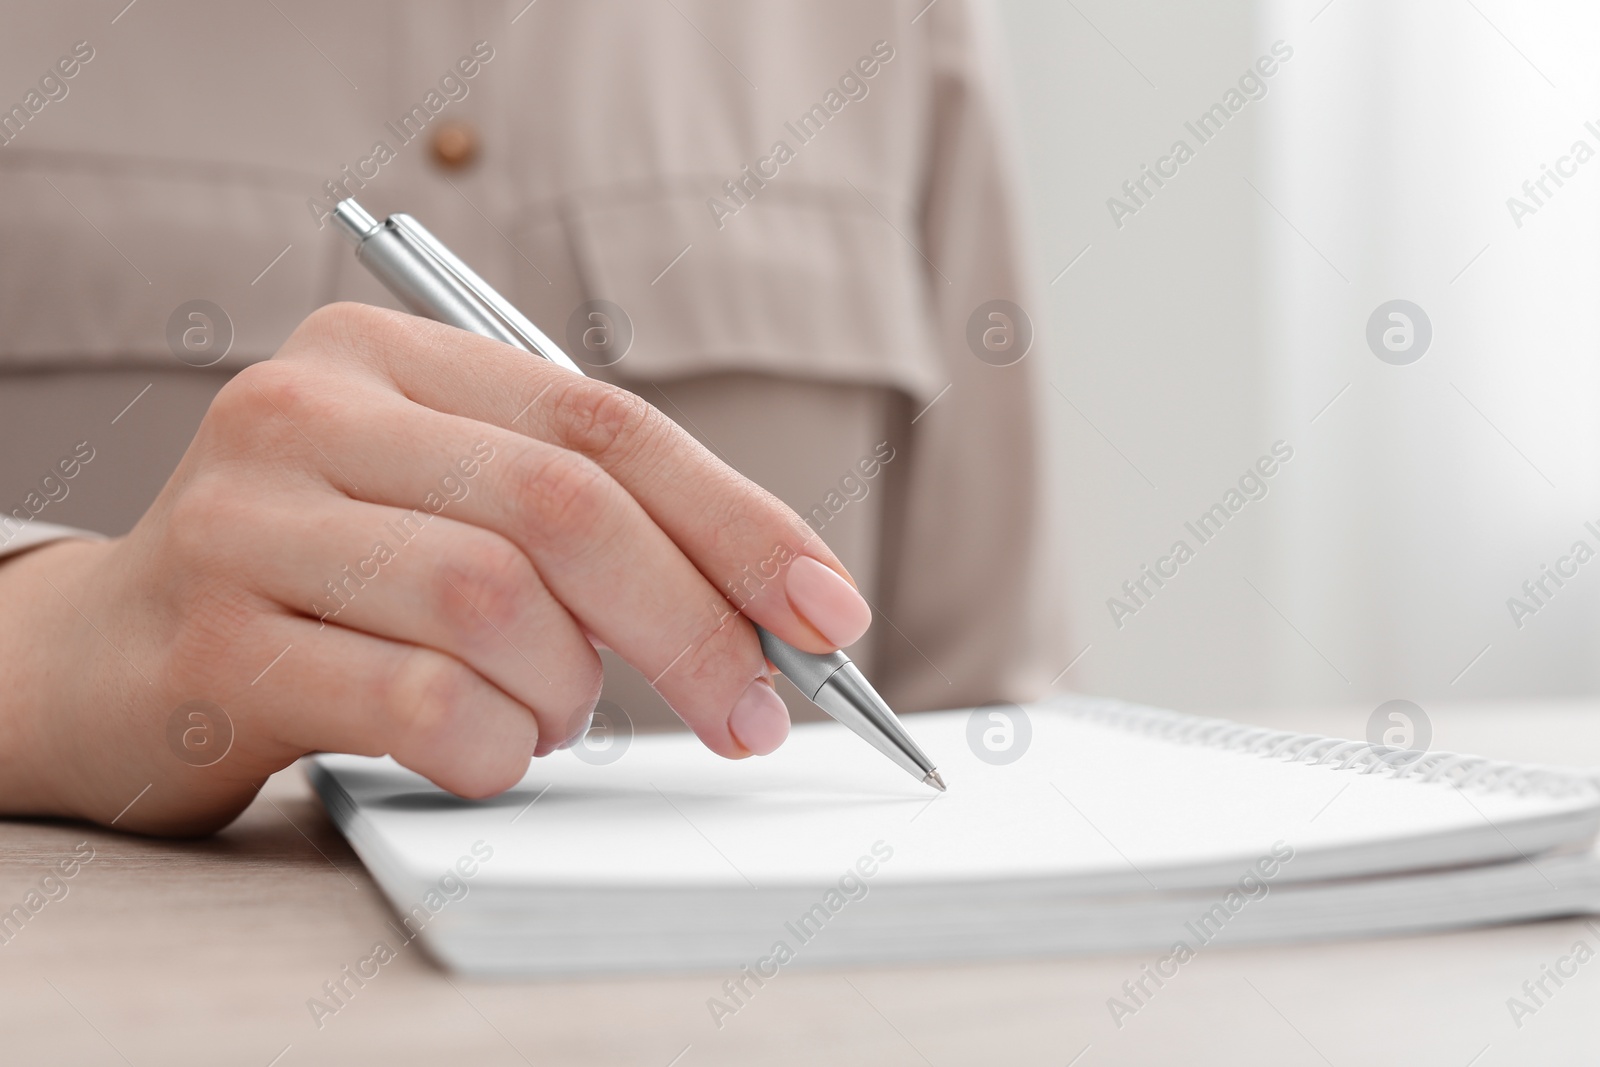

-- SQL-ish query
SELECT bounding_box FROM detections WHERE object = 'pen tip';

[923,770,946,792]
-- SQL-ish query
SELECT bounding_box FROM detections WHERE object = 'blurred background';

[999,0,1600,714]
[6,0,1599,721]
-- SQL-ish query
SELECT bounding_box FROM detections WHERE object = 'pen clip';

[385,213,585,376]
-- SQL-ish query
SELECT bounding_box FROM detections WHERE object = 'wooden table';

[3,700,1599,1066]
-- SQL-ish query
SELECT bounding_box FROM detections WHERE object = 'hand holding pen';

[0,227,935,838]
[331,200,943,791]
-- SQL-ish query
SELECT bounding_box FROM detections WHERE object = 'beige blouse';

[0,0,1062,710]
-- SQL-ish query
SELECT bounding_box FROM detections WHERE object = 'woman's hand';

[0,303,872,835]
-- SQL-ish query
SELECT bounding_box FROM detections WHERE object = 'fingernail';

[728,678,790,756]
[785,556,871,647]
[558,709,595,750]
[534,708,594,757]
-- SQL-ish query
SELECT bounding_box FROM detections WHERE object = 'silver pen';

[329,198,945,792]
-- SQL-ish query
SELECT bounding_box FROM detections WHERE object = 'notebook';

[308,695,1600,976]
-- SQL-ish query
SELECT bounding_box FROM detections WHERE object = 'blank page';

[312,702,1600,894]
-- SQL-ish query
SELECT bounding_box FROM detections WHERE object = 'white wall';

[996,0,1600,715]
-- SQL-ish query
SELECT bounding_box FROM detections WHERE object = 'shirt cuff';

[0,520,106,560]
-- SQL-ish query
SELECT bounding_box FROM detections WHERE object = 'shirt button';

[430,121,480,170]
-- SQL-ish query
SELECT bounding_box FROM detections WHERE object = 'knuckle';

[294,301,398,351]
[649,601,760,705]
[702,491,768,561]
[189,362,359,505]
[387,648,478,749]
[433,536,536,650]
[548,379,661,465]
[511,448,613,542]
[208,360,297,424]
[382,648,541,799]
[205,359,334,450]
[281,302,424,382]
[682,611,758,691]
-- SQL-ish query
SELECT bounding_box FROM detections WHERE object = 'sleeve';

[873,0,1067,711]
[0,521,105,561]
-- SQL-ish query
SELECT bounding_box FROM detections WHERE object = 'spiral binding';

[1049,694,1600,800]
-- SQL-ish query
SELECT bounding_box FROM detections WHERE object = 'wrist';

[0,537,119,818]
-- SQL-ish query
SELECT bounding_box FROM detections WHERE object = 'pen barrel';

[351,224,537,355]
[757,629,937,782]
[756,628,847,699]
[811,662,938,782]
